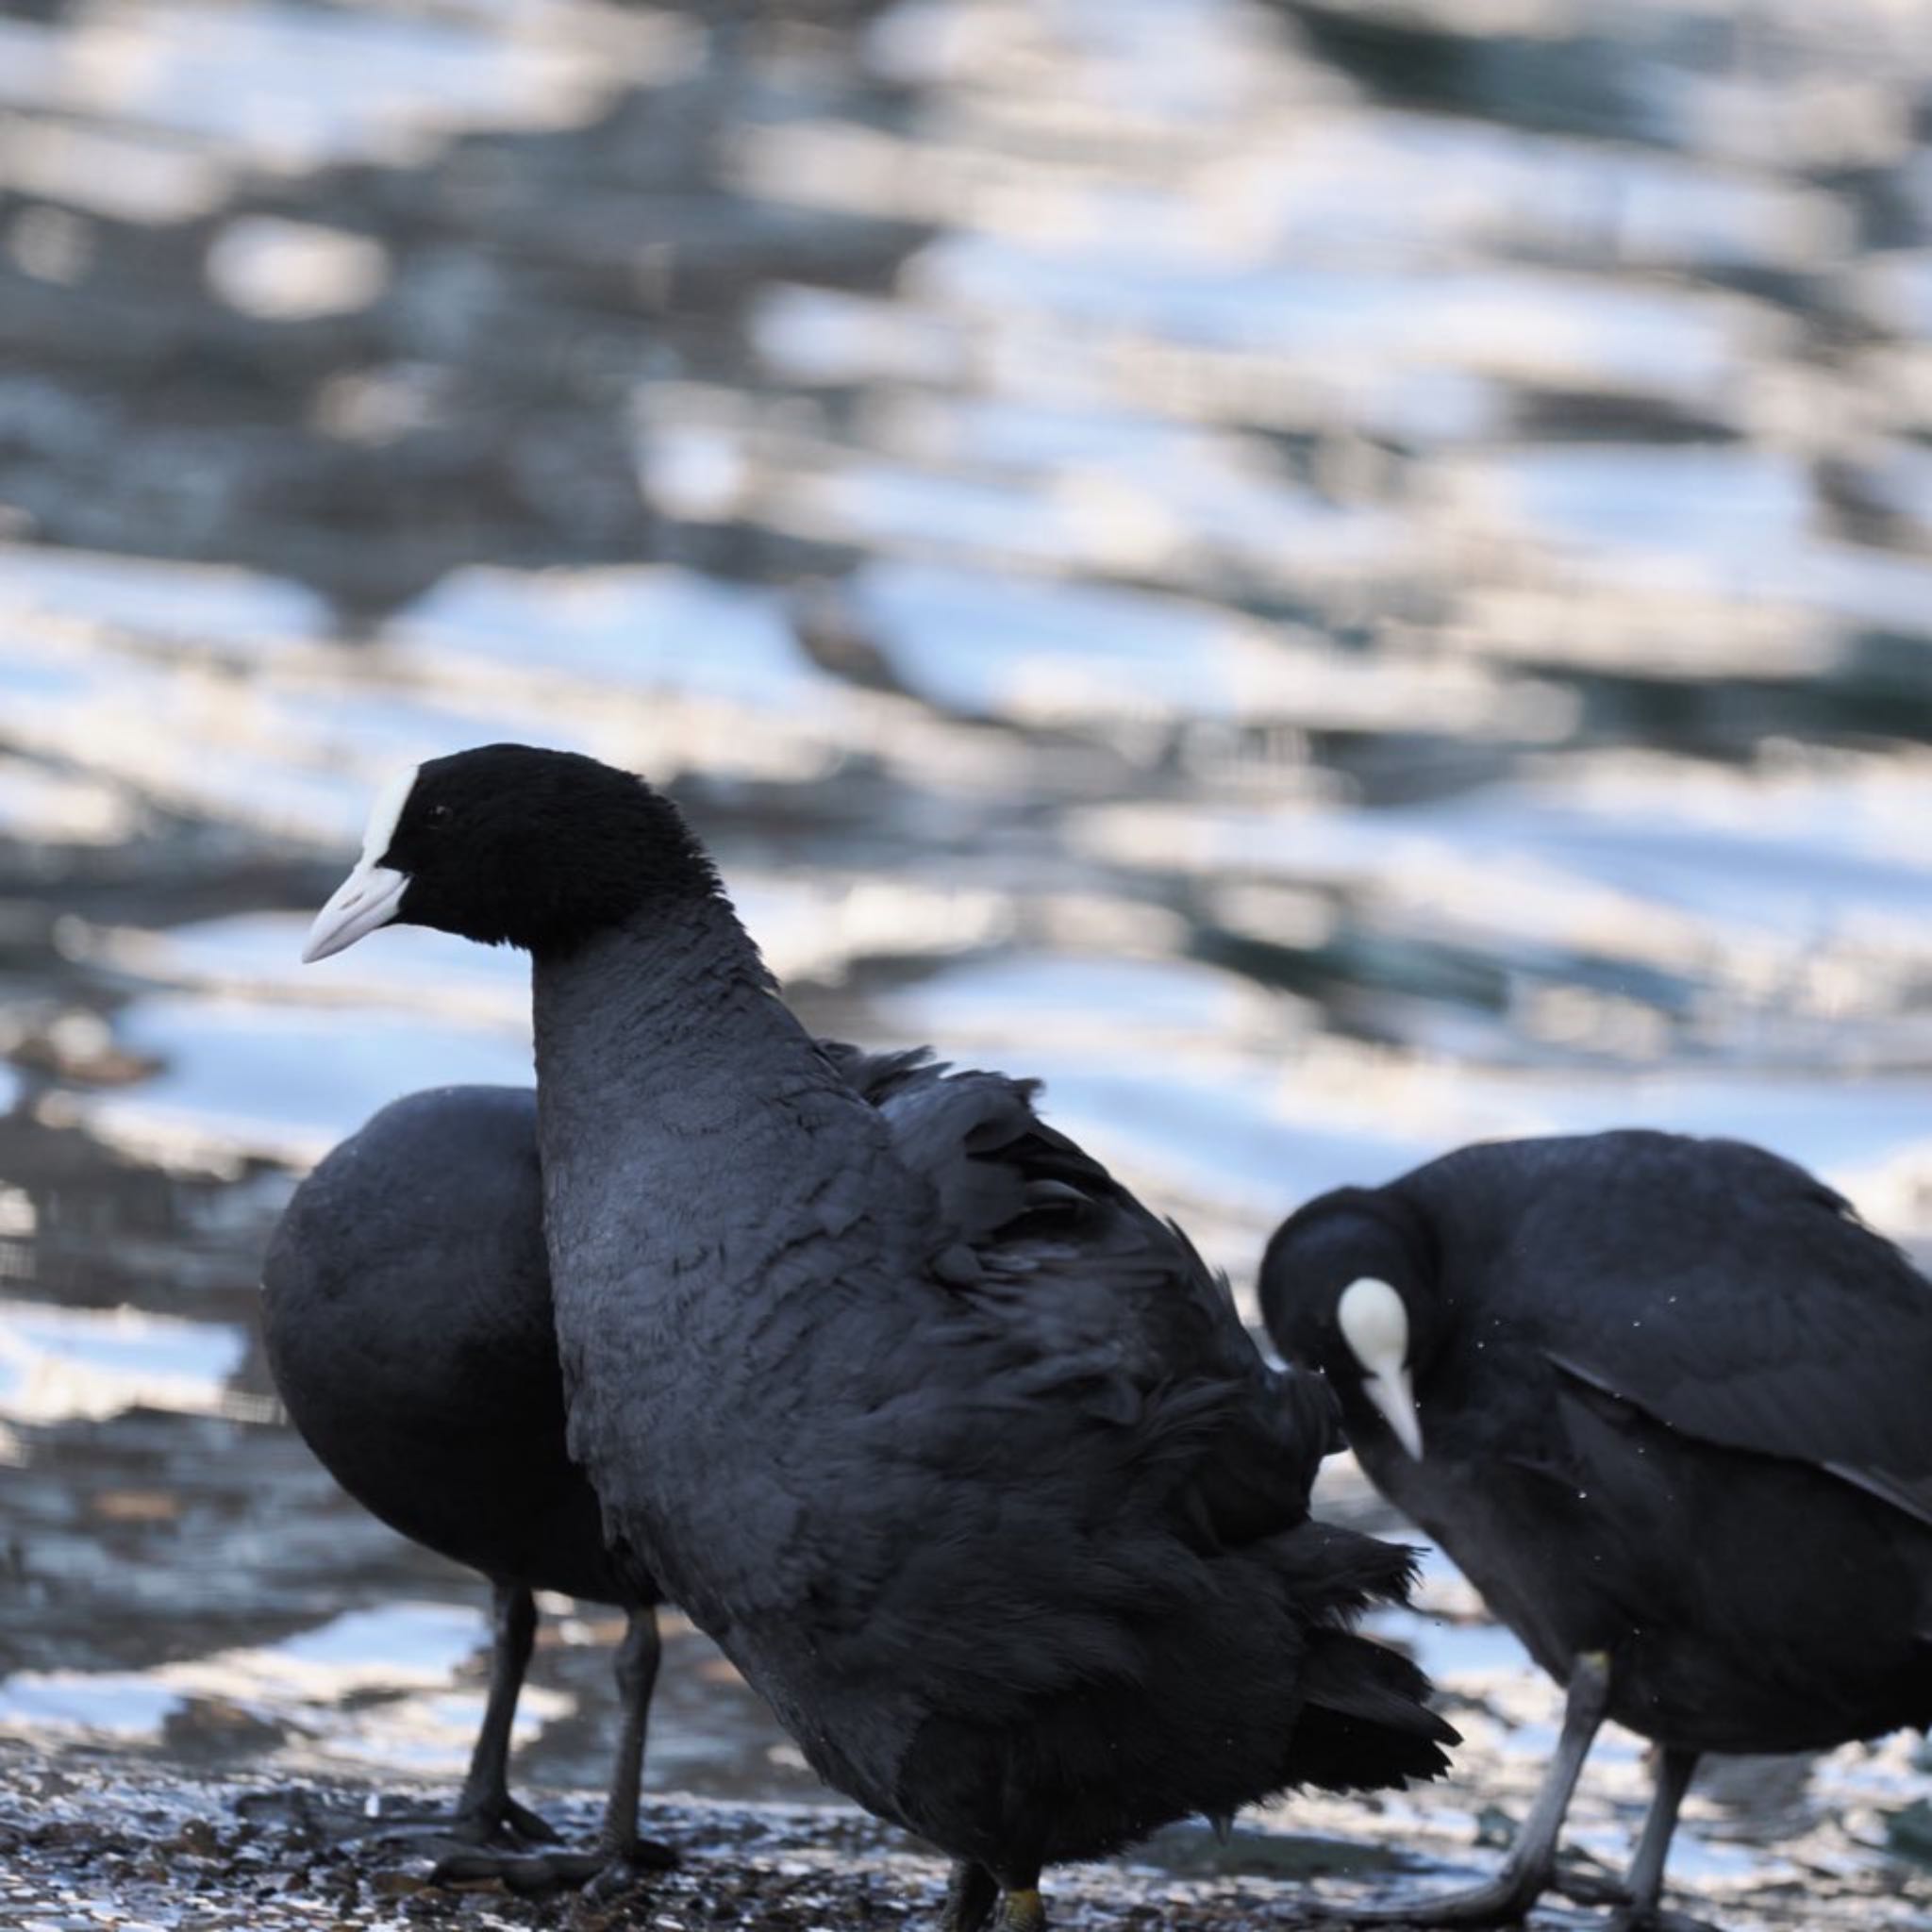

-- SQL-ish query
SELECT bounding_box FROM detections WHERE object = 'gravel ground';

[7,1740,1928,1932]
[0,1745,1401,1932]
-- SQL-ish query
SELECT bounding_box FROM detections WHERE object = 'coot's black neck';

[528,886,914,1348]
[531,891,808,1122]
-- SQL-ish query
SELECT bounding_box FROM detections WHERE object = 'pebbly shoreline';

[0,1747,1399,1932]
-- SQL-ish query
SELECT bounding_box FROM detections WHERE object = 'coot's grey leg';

[1321,1648,1612,1925]
[940,1859,999,1932]
[1608,1747,1698,1931]
[433,1605,677,1896]
[451,1580,558,1842]
[368,1579,558,1848]
[584,1605,679,1893]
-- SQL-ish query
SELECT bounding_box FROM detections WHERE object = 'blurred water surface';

[3,0,1932,1922]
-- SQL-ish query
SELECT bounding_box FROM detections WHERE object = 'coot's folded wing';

[877,1062,1331,1549]
[1412,1130,1932,1528]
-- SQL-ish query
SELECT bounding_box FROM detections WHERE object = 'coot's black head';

[303,744,719,962]
[1259,1186,1440,1461]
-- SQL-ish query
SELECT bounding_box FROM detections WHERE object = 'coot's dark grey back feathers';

[873,1058,1330,1551]
[1396,1129,1932,1528]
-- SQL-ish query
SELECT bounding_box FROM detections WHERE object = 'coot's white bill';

[303,862,408,961]
[1359,1357,1424,1460]
[1338,1275,1424,1458]
[302,763,420,962]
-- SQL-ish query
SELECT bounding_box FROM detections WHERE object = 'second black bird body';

[267,1085,625,1607]
[262,1082,666,1889]
[1262,1127,1932,1925]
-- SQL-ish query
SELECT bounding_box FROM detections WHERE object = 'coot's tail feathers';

[1267,1522,1457,1789]
[1266,1518,1424,1621]
[1289,1630,1458,1788]
[818,1041,940,1107]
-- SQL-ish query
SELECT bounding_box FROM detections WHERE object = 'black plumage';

[262,1083,671,1891]
[263,1046,937,1890]
[1260,1127,1932,1927]
[300,743,1457,1929]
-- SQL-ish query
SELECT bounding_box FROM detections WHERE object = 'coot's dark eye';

[426,803,454,829]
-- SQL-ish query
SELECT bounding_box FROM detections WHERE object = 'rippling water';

[3,0,1932,1922]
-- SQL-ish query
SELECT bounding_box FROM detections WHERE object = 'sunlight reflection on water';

[3,0,1932,1915]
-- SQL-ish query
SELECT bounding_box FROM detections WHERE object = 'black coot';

[300,744,1457,1932]
[263,1083,673,1893]
[1261,1128,1932,1927]
[265,1046,931,1891]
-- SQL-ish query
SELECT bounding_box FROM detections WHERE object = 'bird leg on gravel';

[1322,1649,1611,1925]
[431,1605,677,1896]
[369,1581,559,1849]
[941,1859,999,1932]
[1607,1746,1699,1932]
[584,1605,681,1892]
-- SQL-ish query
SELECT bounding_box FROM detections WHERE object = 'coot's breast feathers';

[1399,1129,1932,1528]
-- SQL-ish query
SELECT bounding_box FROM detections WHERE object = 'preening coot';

[265,1045,939,1893]
[262,1082,675,1894]
[301,743,1457,1932]
[1261,1128,1932,1928]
